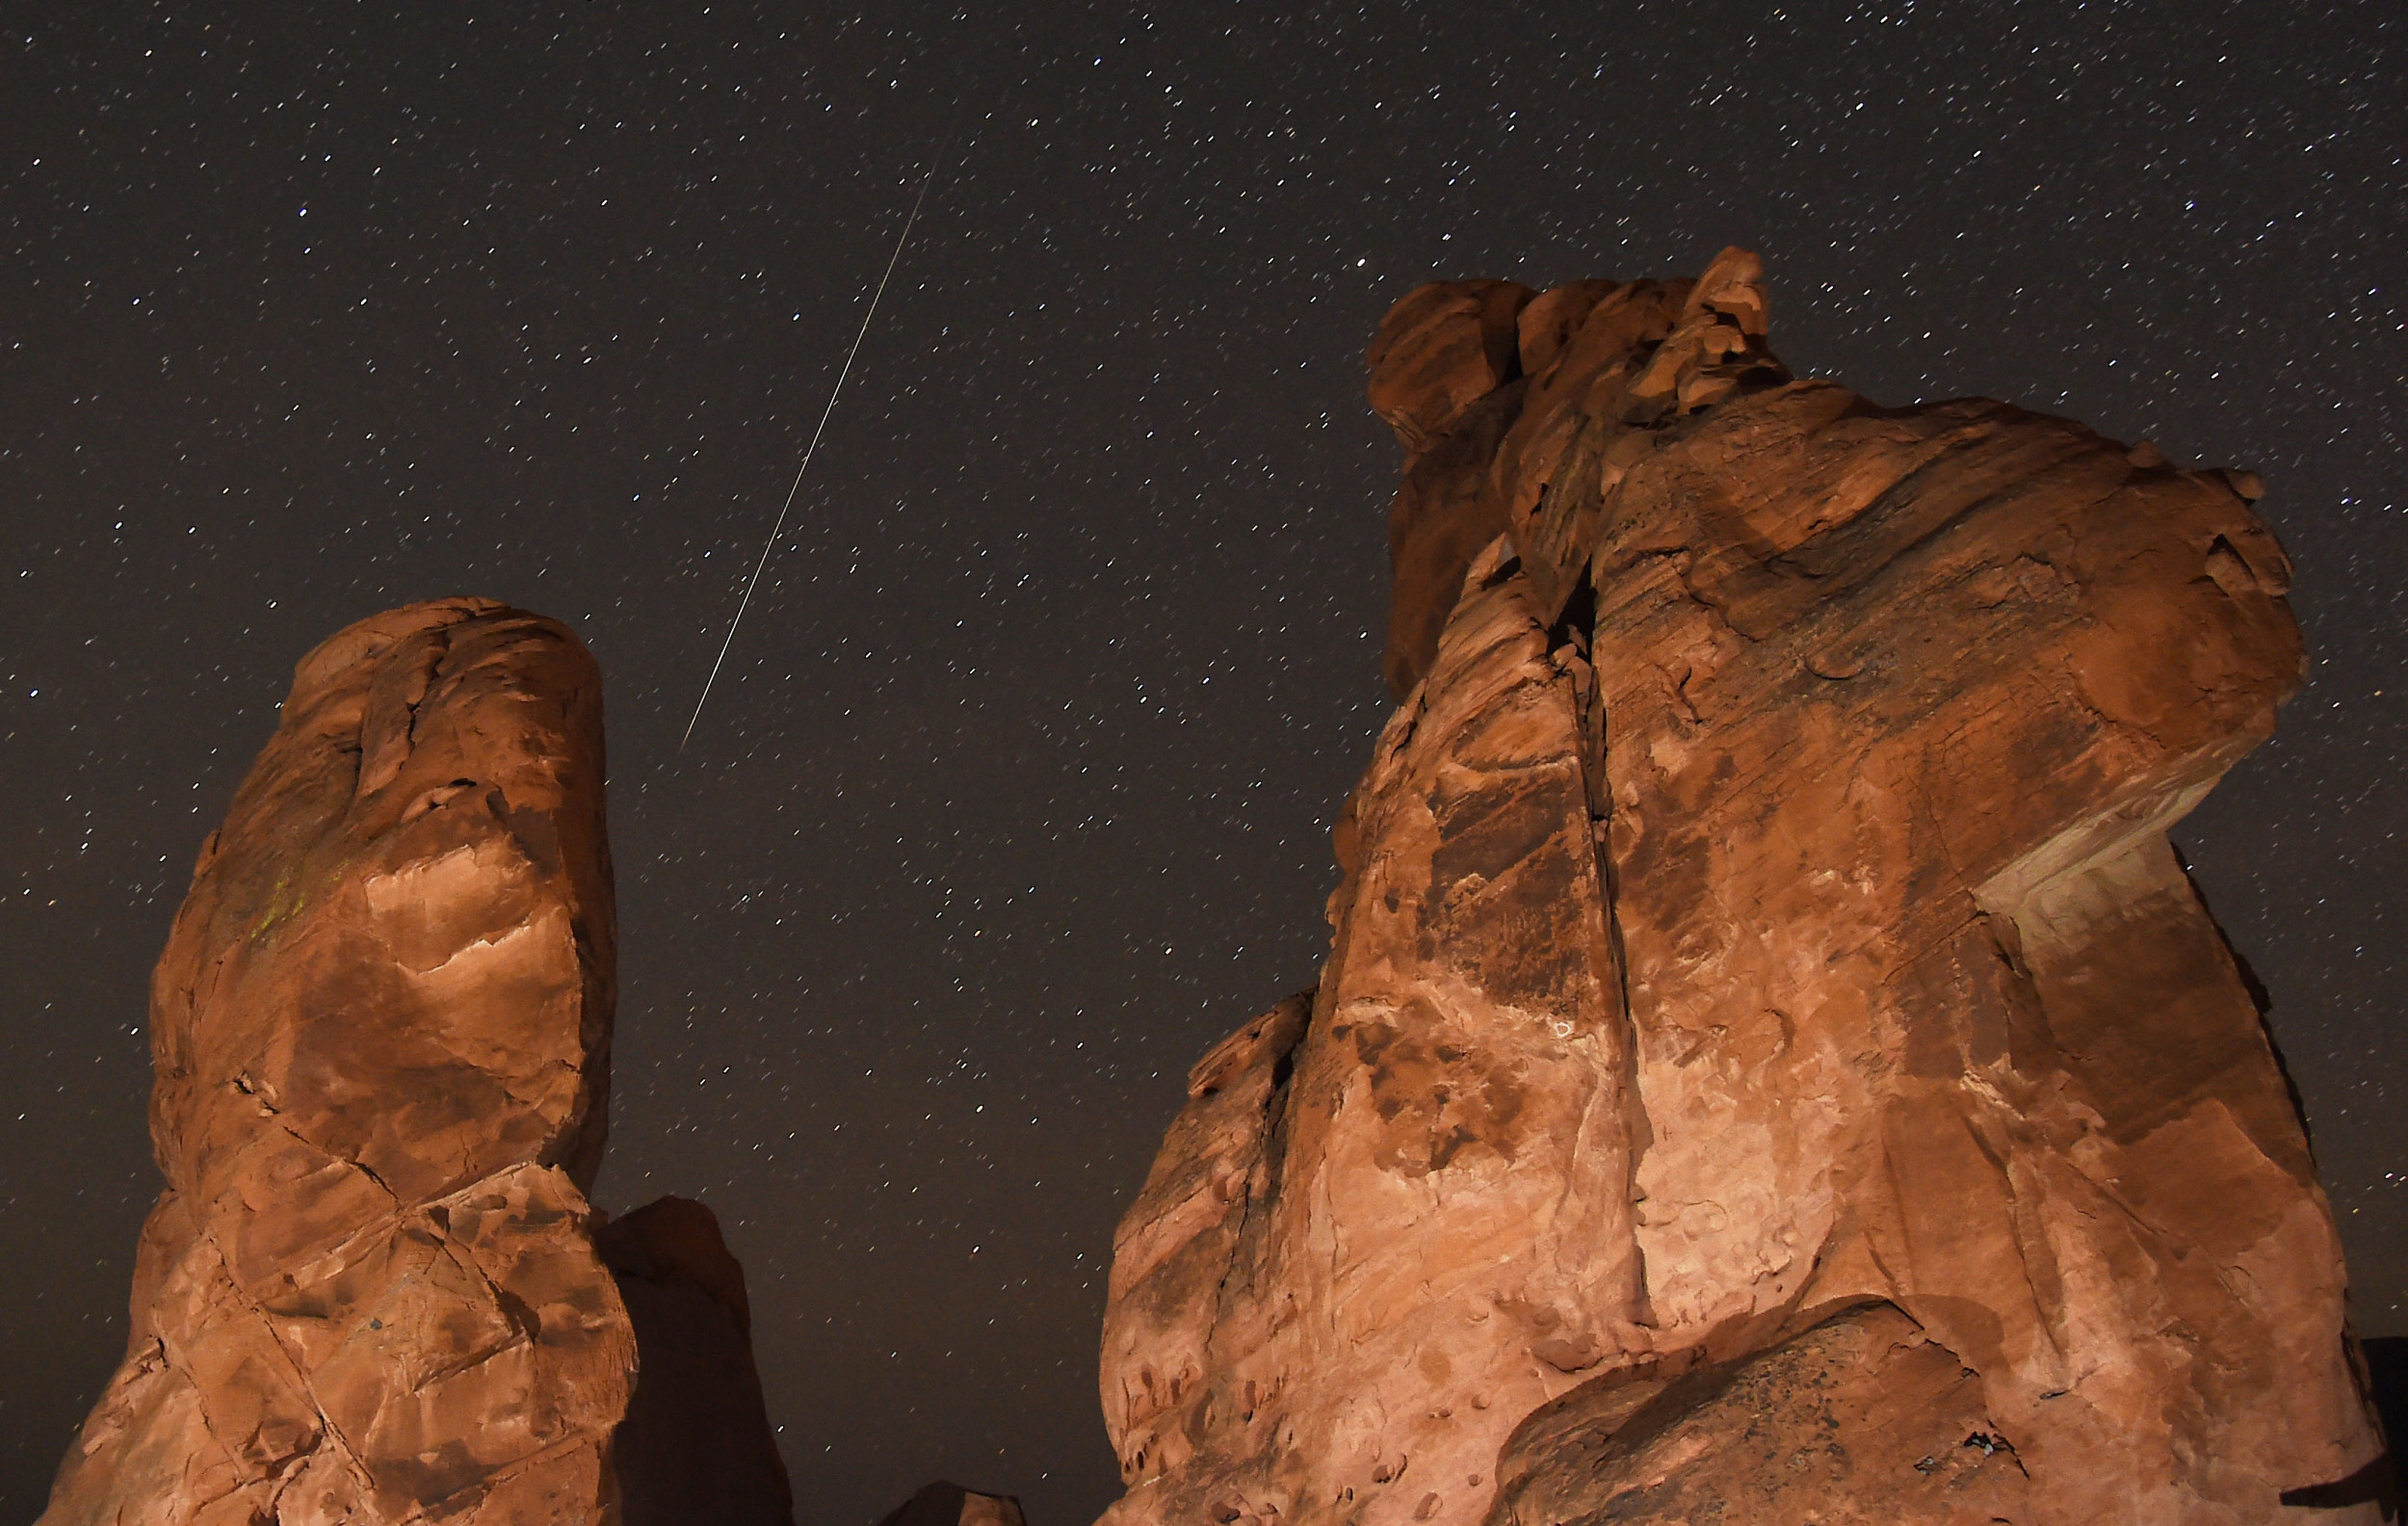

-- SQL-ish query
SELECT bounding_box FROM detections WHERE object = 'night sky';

[4,4,2401,1522]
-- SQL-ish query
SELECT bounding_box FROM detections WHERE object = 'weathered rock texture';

[41,600,789,1526]
[1098,252,2392,1526]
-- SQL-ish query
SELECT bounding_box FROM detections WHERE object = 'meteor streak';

[681,142,950,750]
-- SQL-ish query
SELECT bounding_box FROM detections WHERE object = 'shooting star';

[681,142,950,750]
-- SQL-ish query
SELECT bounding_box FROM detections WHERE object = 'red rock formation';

[599,1198,795,1526]
[876,1481,1031,1526]
[1097,252,2392,1526]
[39,600,788,1526]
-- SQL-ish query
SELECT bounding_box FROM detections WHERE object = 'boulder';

[877,1481,1029,1526]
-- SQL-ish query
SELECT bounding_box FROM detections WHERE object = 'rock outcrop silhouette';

[875,1480,1031,1526]
[1097,252,2392,1526]
[39,599,790,1526]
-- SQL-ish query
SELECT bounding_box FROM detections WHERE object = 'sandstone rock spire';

[40,599,790,1526]
[1096,251,2391,1526]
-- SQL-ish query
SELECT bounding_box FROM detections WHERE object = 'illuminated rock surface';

[1097,252,2393,1526]
[39,599,789,1526]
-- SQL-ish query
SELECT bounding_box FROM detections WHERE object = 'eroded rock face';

[40,600,786,1526]
[1097,252,2390,1526]
[1488,1302,2028,1525]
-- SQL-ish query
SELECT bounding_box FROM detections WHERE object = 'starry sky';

[3,3,2401,1521]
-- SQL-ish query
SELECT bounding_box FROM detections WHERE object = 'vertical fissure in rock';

[1552,574,1656,1327]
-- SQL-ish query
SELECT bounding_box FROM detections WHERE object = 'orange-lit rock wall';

[1097,252,2390,1526]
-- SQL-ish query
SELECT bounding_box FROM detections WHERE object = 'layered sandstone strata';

[1098,252,2390,1526]
[41,600,788,1526]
